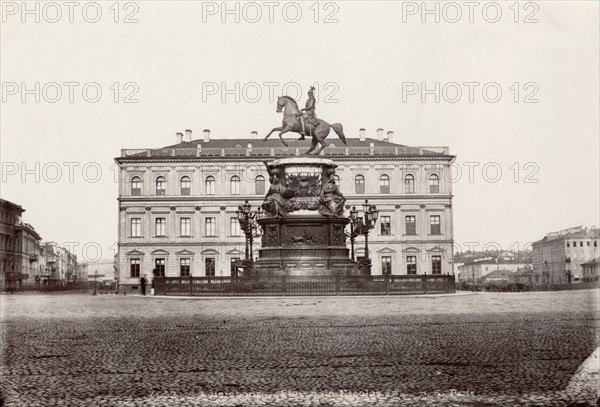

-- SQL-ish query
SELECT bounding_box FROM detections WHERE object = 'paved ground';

[1,290,598,406]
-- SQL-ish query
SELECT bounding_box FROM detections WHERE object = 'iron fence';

[153,274,455,296]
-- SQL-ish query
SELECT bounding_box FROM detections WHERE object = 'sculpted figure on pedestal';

[318,168,345,217]
[261,164,294,217]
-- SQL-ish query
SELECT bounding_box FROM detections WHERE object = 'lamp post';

[93,270,98,296]
[349,206,360,261]
[237,200,261,273]
[361,199,379,263]
[349,200,379,272]
[471,266,475,291]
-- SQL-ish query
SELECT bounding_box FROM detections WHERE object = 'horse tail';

[331,123,347,145]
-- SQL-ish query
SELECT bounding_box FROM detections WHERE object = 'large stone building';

[532,226,600,284]
[0,198,80,290]
[115,129,455,291]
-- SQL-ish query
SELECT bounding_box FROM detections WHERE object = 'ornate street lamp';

[237,200,261,273]
[348,206,360,261]
[349,200,379,272]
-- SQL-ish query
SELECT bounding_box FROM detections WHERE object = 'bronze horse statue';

[263,96,347,155]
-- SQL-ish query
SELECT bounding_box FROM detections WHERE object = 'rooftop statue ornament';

[263,87,347,155]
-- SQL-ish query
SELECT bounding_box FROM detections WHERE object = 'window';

[355,175,365,194]
[405,215,416,235]
[156,176,166,195]
[380,174,390,194]
[154,258,165,277]
[155,218,166,237]
[430,215,441,235]
[131,176,142,196]
[580,241,583,247]
[131,218,141,237]
[380,216,391,235]
[130,259,140,278]
[404,175,415,193]
[180,176,191,195]
[230,175,240,195]
[566,241,570,248]
[406,256,417,274]
[429,174,439,193]
[382,256,392,275]
[205,217,216,236]
[432,255,442,274]
[255,175,266,195]
[230,217,241,236]
[205,176,215,195]
[205,258,215,276]
[180,218,191,237]
[180,258,190,277]
[587,241,590,247]
[595,241,598,247]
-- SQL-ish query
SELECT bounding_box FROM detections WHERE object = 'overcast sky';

[1,1,598,262]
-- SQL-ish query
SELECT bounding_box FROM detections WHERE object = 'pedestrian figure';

[140,275,147,296]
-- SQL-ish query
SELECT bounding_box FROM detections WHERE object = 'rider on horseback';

[298,86,318,140]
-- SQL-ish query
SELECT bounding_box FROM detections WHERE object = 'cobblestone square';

[1,290,598,406]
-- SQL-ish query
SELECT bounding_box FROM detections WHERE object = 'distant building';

[457,260,527,282]
[532,226,600,284]
[115,129,456,291]
[509,265,534,286]
[581,258,599,283]
[83,259,116,284]
[481,269,514,285]
[0,199,47,290]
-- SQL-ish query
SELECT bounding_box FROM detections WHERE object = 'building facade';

[1,199,26,290]
[532,226,600,284]
[581,258,599,282]
[457,260,528,282]
[115,129,455,290]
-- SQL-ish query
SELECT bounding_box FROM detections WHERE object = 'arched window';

[255,175,266,195]
[230,175,240,195]
[155,176,166,196]
[404,174,415,194]
[429,174,439,193]
[180,176,191,195]
[131,176,142,196]
[205,176,215,195]
[355,174,365,194]
[380,174,390,194]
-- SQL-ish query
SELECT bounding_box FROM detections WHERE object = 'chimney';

[359,128,366,142]
[184,129,192,143]
[203,129,211,143]
[377,128,384,141]
[176,132,183,144]
[385,131,393,142]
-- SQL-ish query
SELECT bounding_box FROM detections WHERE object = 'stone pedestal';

[254,157,365,276]
[254,215,364,276]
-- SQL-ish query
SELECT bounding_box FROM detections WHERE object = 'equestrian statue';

[263,86,347,155]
